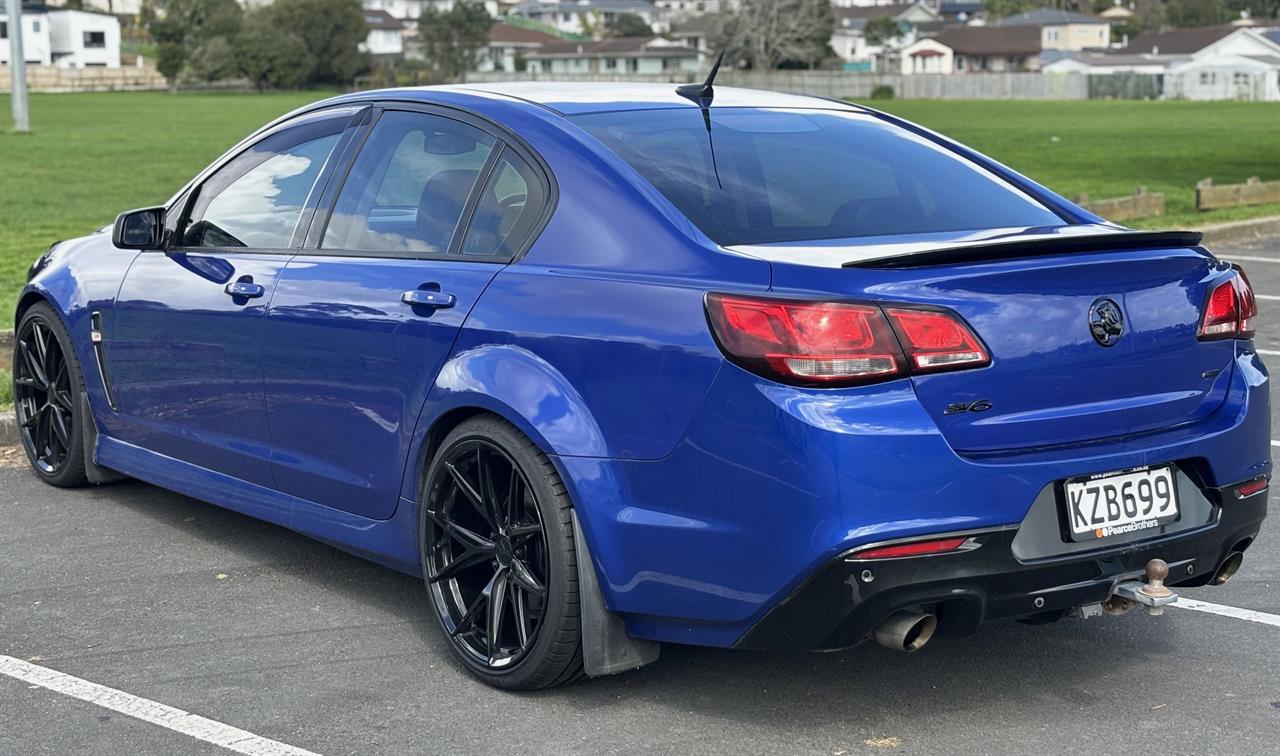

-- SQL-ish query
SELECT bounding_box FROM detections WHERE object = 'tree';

[711,0,833,70]
[235,14,313,90]
[863,16,900,47]
[188,35,238,83]
[1165,0,1227,27]
[984,0,1037,18]
[265,0,368,84]
[607,13,653,37]
[418,1,494,83]
[148,0,242,90]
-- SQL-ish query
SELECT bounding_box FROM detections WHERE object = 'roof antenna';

[676,52,725,189]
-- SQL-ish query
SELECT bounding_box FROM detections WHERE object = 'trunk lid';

[747,229,1237,453]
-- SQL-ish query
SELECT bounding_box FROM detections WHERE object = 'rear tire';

[420,416,585,690]
[13,303,89,488]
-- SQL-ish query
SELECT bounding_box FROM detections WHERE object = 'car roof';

[423,82,864,116]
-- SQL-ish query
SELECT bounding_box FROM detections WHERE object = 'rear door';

[262,106,551,519]
[109,108,357,486]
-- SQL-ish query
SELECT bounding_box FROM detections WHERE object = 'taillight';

[1198,269,1257,340]
[705,293,988,387]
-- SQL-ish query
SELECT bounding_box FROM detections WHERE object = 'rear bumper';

[734,486,1267,652]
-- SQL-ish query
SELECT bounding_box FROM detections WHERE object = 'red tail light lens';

[848,536,971,560]
[705,293,988,387]
[885,308,991,372]
[705,294,902,386]
[1198,269,1257,340]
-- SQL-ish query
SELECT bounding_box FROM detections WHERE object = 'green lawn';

[2,94,1279,331]
[873,99,1280,229]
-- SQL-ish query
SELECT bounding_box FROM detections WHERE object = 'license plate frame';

[1059,464,1181,543]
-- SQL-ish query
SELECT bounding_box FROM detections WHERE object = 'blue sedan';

[13,82,1269,689]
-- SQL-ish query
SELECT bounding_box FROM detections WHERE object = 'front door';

[109,110,353,486]
[262,107,550,519]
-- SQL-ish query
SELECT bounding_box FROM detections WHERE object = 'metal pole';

[7,0,30,132]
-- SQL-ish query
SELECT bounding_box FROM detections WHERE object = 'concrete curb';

[0,414,16,445]
[1192,216,1280,248]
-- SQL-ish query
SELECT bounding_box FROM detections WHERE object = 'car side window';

[322,110,496,256]
[459,149,548,259]
[179,117,347,250]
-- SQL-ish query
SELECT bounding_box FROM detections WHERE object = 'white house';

[831,1,939,72]
[47,9,120,67]
[1169,52,1280,100]
[0,1,53,66]
[476,21,560,73]
[510,1,671,36]
[525,35,697,74]
[900,25,1042,74]
[361,8,404,58]
[992,8,1110,52]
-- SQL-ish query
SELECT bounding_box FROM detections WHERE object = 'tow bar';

[1098,558,1179,616]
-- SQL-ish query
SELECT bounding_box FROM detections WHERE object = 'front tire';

[13,303,89,488]
[420,417,584,690]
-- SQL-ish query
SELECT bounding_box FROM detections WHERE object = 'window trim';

[300,100,557,264]
[163,106,368,256]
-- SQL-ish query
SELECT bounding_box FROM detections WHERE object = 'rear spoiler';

[842,230,1205,269]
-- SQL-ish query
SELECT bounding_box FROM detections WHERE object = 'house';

[1041,50,1176,75]
[1098,1,1134,23]
[361,8,404,58]
[831,2,940,72]
[1,1,53,66]
[900,25,1041,74]
[509,1,670,36]
[936,0,982,23]
[524,35,697,74]
[669,12,716,65]
[993,8,1109,51]
[2,3,119,68]
[477,21,560,73]
[653,0,738,16]
[1169,51,1280,100]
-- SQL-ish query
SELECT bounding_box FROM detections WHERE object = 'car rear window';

[573,108,1063,246]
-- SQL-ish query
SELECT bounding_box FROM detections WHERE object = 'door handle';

[402,289,456,309]
[225,281,265,299]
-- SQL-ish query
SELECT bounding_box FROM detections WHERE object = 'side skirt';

[572,512,661,677]
[94,434,423,577]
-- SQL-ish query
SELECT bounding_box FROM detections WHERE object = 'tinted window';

[182,118,345,249]
[461,150,547,258]
[573,108,1063,246]
[323,111,495,256]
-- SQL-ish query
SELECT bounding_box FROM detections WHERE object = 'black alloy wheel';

[421,417,584,689]
[13,303,88,487]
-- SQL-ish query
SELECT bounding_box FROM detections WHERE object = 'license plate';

[1062,465,1179,541]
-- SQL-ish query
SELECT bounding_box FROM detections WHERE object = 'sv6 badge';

[944,399,993,415]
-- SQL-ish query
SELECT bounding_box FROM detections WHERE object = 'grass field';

[2,93,1279,331]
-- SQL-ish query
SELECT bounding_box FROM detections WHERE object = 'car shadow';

[84,474,1199,729]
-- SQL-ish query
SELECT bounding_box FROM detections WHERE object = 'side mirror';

[112,207,166,249]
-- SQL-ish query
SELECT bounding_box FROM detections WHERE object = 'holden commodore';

[13,80,1269,690]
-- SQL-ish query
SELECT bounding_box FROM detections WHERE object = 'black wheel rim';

[13,317,75,475]
[425,439,549,670]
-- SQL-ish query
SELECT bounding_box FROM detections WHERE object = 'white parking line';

[1173,598,1280,628]
[1254,294,1280,301]
[1223,255,1280,264]
[0,656,320,756]
[1256,349,1280,356]
[1271,440,1280,447]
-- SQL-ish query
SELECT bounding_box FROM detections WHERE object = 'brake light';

[1198,269,1257,340]
[847,537,971,560]
[705,294,988,387]
[1234,478,1268,499]
[884,308,991,372]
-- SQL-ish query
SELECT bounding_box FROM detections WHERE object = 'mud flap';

[80,393,127,485]
[572,512,660,677]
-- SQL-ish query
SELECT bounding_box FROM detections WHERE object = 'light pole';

[6,0,31,132]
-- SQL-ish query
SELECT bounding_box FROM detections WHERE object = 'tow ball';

[1101,559,1179,616]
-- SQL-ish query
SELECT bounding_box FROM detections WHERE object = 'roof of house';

[362,9,403,31]
[937,0,983,15]
[510,0,659,14]
[1119,25,1239,55]
[487,22,562,45]
[1043,50,1188,68]
[923,25,1041,55]
[994,9,1106,26]
[527,36,697,58]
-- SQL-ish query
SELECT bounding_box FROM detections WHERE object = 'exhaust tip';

[873,610,937,653]
[1212,551,1244,586]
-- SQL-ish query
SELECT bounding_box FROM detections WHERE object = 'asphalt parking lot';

[3,238,1280,755]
